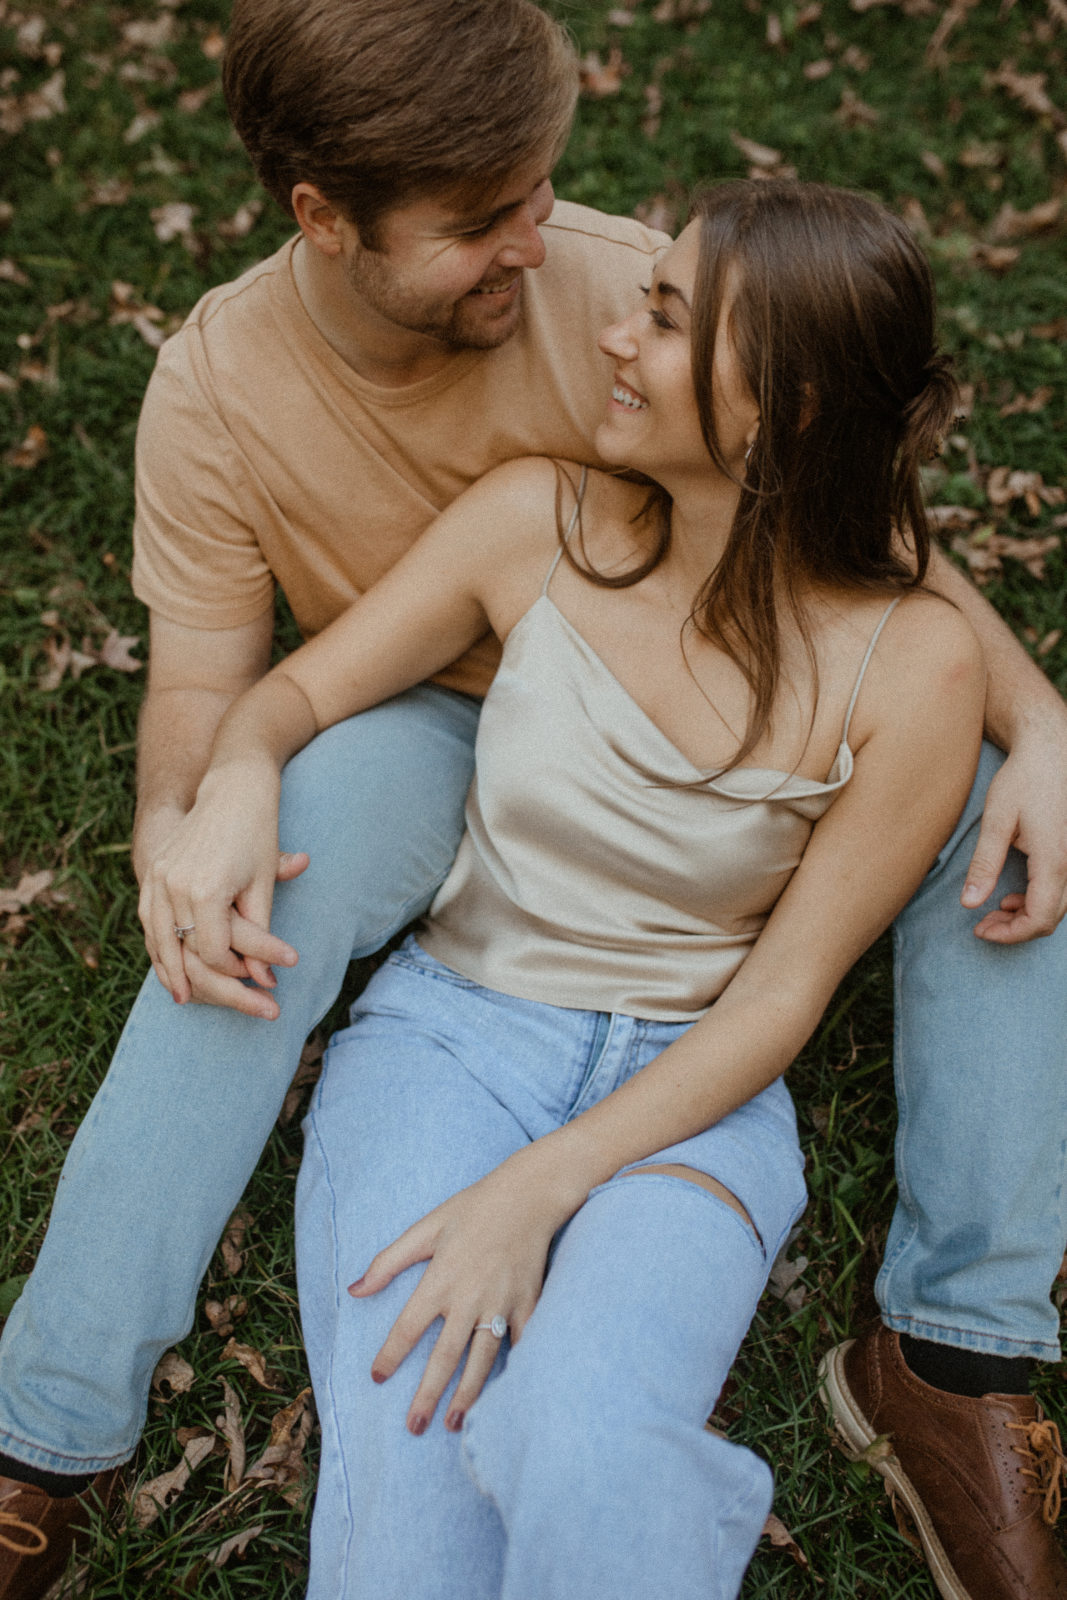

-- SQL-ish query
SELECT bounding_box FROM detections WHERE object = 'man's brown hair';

[223,0,578,249]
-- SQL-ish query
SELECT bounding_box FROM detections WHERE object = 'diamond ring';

[173,925,196,940]
[474,1315,508,1339]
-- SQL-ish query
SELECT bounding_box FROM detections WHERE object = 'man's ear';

[292,183,345,257]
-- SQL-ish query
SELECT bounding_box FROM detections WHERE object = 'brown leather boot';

[0,1468,120,1600]
[820,1323,1067,1600]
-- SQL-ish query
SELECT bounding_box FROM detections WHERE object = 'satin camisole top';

[420,495,899,1021]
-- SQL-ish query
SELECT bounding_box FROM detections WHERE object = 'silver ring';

[173,924,195,940]
[474,1315,508,1339]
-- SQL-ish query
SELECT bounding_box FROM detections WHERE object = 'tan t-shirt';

[132,201,667,697]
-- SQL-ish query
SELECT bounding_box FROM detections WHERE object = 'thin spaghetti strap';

[841,596,903,745]
[542,465,589,598]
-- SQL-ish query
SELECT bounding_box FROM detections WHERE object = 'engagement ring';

[474,1316,508,1339]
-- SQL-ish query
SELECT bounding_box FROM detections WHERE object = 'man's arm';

[134,610,308,1015]
[926,545,1067,941]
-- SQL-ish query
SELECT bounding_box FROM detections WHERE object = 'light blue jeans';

[297,939,808,1600]
[0,692,1064,1475]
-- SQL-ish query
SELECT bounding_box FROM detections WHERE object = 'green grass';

[1,1,1065,1594]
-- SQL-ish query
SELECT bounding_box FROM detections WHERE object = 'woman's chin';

[593,418,632,468]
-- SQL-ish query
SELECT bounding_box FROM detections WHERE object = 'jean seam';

[565,1012,615,1121]
[389,949,480,991]
[306,1096,359,1588]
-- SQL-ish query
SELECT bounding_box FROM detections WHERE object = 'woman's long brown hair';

[562,179,960,770]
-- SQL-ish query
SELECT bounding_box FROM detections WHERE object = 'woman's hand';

[137,758,307,1017]
[348,1151,582,1435]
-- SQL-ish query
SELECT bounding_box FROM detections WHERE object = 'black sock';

[0,1450,93,1498]
[899,1333,1032,1398]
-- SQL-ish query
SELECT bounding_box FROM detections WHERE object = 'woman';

[146,180,984,1598]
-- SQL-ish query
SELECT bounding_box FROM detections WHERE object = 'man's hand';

[962,713,1067,943]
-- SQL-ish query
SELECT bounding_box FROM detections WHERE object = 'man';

[1,2,1066,1597]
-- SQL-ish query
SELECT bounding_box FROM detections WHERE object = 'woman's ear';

[292,183,346,258]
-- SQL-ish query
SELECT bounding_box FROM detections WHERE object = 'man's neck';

[291,237,460,388]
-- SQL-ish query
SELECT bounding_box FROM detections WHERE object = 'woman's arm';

[139,458,565,1002]
[354,594,986,1432]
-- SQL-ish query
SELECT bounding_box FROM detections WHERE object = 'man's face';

[340,156,556,351]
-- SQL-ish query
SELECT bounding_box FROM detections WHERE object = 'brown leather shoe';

[819,1323,1067,1600]
[0,1468,120,1600]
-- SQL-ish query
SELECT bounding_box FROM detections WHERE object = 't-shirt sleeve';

[131,348,276,630]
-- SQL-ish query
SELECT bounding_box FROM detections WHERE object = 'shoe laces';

[1009,1409,1067,1526]
[0,1508,48,1555]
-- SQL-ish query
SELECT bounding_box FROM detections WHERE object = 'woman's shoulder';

[841,587,985,748]
[879,589,984,678]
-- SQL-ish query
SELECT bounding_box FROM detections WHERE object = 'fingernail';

[409,1413,428,1436]
[349,1275,366,1294]
[371,1368,387,1384]
[445,1410,465,1432]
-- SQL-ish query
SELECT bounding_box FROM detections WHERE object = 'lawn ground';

[1,0,1066,1594]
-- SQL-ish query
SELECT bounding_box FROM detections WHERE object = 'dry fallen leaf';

[124,108,161,143]
[762,1512,811,1571]
[767,1246,808,1312]
[803,58,834,80]
[989,62,1063,123]
[97,628,142,673]
[178,83,216,114]
[222,1339,282,1392]
[999,386,1054,417]
[579,48,626,97]
[0,870,55,916]
[205,1522,265,1568]
[991,197,1062,241]
[133,1431,215,1528]
[109,280,167,349]
[122,15,177,49]
[216,1378,247,1492]
[952,529,1061,583]
[4,423,48,468]
[836,87,879,127]
[0,258,29,285]
[986,466,1065,513]
[652,0,712,17]
[246,1388,316,1505]
[87,176,132,207]
[730,132,782,170]
[279,1035,326,1127]
[927,504,980,532]
[217,198,264,241]
[201,26,227,61]
[151,200,198,245]
[220,1207,253,1275]
[152,1351,196,1398]
[972,242,1020,274]
[204,1295,248,1337]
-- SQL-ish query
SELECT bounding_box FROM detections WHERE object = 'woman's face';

[595,221,759,487]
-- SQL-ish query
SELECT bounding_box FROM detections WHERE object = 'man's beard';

[344,250,523,352]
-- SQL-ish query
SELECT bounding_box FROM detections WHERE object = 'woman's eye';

[638,287,674,331]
